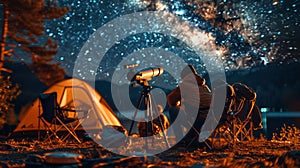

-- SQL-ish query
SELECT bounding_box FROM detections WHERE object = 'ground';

[0,136,300,167]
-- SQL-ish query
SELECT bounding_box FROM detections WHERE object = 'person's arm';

[167,87,181,107]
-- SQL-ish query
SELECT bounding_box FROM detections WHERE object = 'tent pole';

[38,99,41,141]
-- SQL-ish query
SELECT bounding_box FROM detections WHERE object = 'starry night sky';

[44,0,299,80]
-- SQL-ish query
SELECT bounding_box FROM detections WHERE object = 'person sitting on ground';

[167,64,211,147]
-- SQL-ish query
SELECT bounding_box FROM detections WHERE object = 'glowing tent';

[11,78,122,138]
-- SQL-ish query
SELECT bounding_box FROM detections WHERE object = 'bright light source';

[261,107,269,113]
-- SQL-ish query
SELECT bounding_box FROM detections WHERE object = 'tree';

[0,0,69,130]
[0,75,21,129]
[0,0,69,86]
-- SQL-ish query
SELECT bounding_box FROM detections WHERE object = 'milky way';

[45,0,299,80]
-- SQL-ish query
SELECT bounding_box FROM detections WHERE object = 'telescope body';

[134,67,164,81]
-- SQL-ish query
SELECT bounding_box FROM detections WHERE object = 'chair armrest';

[59,107,87,113]
[58,107,89,119]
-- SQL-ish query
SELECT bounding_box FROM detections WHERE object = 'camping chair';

[231,83,257,142]
[211,83,257,148]
[38,92,88,143]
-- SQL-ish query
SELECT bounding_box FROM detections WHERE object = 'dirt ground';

[0,136,300,168]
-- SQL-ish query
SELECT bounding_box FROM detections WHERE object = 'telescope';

[132,67,164,82]
[126,65,170,147]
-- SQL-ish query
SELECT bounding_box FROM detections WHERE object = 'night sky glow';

[46,0,299,80]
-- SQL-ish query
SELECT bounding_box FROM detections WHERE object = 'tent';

[11,78,122,138]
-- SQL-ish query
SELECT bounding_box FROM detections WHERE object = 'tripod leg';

[126,93,144,143]
[149,92,171,148]
[145,95,152,149]
[156,114,171,148]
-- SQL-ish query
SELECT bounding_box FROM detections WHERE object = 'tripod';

[126,80,170,149]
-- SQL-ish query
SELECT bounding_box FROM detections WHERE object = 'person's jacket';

[167,73,211,110]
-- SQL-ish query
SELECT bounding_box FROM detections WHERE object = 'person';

[167,65,211,147]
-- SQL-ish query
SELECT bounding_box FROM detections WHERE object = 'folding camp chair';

[38,92,88,143]
[231,83,257,142]
[210,83,256,148]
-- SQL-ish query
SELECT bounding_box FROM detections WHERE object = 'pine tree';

[0,75,21,129]
[0,0,69,130]
[0,0,69,86]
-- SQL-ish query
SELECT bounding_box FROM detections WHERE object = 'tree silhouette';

[0,75,21,129]
[0,0,69,130]
[0,0,69,86]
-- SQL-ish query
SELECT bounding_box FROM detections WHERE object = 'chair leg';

[56,117,81,143]
[210,117,255,149]
[61,120,83,143]
[39,118,64,143]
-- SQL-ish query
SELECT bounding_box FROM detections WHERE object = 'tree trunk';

[0,3,9,70]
